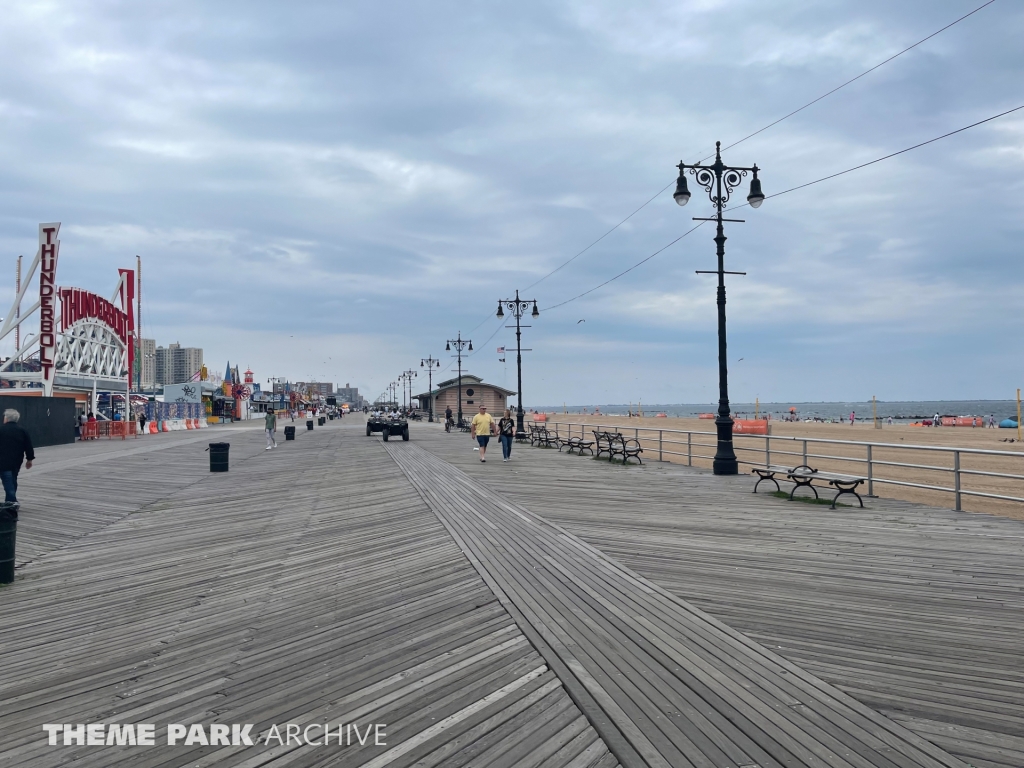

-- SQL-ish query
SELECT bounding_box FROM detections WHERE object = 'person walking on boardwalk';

[265,408,278,450]
[470,404,496,462]
[498,409,515,462]
[0,409,34,509]
[445,405,453,432]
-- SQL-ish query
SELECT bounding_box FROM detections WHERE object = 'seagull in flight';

[577,319,585,324]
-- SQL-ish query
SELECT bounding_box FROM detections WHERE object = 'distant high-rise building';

[155,342,204,385]
[335,383,365,408]
[294,381,333,398]
[138,338,157,390]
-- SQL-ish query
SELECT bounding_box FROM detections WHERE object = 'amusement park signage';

[59,289,132,345]
[0,222,138,396]
[38,223,61,390]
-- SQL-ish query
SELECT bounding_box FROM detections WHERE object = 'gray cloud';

[0,0,1021,403]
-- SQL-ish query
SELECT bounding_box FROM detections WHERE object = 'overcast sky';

[1,0,1021,405]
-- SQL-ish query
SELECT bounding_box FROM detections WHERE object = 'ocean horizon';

[533,400,1021,423]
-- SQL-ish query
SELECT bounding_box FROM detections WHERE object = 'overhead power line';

[542,102,1023,312]
[707,0,998,160]
[529,0,997,294]
[525,183,673,290]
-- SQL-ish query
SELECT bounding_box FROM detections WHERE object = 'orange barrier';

[733,419,769,435]
[82,422,99,440]
[149,421,158,434]
[185,419,194,429]
[532,413,548,422]
[162,421,170,432]
[954,416,981,427]
[698,413,715,419]
[109,421,129,440]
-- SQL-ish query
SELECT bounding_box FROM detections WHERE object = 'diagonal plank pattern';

[416,426,1024,768]
[385,440,970,768]
[0,425,620,767]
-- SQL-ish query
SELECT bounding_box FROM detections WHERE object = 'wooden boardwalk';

[1,423,619,767]
[1,419,1019,766]
[417,426,1024,768]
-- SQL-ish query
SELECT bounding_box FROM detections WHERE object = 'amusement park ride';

[0,223,137,406]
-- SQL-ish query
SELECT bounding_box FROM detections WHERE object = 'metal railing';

[540,421,1024,511]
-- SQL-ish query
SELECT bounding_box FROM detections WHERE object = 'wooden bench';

[538,428,559,448]
[592,430,643,464]
[752,464,865,509]
[592,430,615,459]
[558,436,596,455]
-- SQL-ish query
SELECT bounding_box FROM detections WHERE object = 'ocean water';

[537,400,1021,424]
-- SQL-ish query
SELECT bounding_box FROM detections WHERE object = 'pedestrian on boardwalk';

[470,404,496,462]
[139,411,147,434]
[265,408,278,450]
[498,409,515,462]
[0,409,34,509]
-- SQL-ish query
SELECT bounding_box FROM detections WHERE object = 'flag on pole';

[496,346,505,354]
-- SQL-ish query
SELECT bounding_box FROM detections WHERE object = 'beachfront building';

[415,374,516,415]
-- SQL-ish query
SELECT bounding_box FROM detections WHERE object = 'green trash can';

[209,442,230,472]
[0,505,17,584]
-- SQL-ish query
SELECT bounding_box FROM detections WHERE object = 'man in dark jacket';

[0,409,35,507]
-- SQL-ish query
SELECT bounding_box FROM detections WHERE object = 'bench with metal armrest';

[592,430,643,464]
[752,464,866,509]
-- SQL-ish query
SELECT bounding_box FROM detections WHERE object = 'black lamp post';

[674,140,764,475]
[402,369,417,411]
[420,356,441,421]
[496,290,539,437]
[445,333,472,427]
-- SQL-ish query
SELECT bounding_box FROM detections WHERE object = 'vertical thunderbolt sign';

[38,223,61,396]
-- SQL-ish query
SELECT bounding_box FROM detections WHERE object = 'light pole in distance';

[496,290,539,438]
[420,356,441,421]
[445,333,472,427]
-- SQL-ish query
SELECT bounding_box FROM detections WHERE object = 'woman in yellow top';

[470,405,497,462]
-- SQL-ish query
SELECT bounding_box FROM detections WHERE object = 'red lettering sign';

[38,224,60,395]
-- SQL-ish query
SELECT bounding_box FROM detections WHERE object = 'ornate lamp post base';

[713,414,738,475]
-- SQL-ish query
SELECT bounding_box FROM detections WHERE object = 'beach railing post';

[802,440,808,465]
[659,430,663,461]
[867,444,874,497]
[687,432,692,466]
[765,435,770,468]
[954,450,962,511]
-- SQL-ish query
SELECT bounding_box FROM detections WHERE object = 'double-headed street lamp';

[402,369,417,411]
[445,333,472,427]
[674,140,765,475]
[497,290,539,437]
[420,356,441,421]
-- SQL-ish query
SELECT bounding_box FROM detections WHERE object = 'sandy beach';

[538,412,1024,520]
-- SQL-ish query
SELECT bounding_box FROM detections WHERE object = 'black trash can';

[0,505,17,584]
[284,426,296,441]
[307,420,314,431]
[209,442,230,472]
[319,417,326,426]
